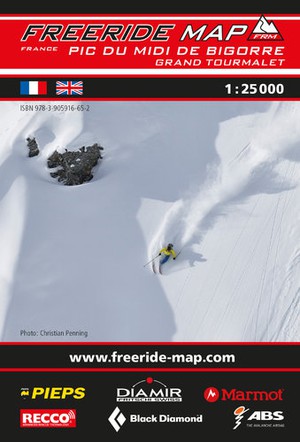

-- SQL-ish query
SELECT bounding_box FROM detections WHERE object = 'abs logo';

[233,406,284,430]
[233,406,250,429]
[20,409,76,428]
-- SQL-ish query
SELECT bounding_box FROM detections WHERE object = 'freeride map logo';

[0,13,290,70]
[248,15,283,40]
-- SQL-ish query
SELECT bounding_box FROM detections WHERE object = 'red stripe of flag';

[38,81,47,94]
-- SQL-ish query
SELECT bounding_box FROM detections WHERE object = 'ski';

[158,263,163,274]
[152,260,163,275]
[152,261,157,274]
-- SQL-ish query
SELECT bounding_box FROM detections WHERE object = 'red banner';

[1,14,299,73]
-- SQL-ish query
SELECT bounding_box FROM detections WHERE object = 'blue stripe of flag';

[20,81,30,95]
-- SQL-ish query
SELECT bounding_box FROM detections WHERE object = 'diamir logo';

[108,406,126,432]
[116,376,182,402]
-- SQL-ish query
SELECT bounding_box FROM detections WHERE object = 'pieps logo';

[248,15,283,41]
[116,376,182,402]
[233,406,284,430]
[20,388,30,399]
[20,386,85,400]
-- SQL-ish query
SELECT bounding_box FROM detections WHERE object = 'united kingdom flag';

[56,80,83,96]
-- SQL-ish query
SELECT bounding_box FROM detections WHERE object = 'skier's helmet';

[167,243,173,249]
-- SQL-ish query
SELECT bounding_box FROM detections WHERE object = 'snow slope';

[0,100,299,342]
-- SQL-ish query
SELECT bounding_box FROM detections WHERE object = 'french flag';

[20,81,47,95]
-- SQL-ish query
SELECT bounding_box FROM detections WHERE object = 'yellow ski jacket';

[159,247,177,258]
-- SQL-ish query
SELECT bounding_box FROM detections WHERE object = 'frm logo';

[116,376,182,402]
[248,15,283,41]
[20,387,85,399]
[233,406,284,430]
[20,409,76,428]
[204,386,284,402]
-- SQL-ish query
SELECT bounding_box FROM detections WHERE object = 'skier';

[158,243,177,266]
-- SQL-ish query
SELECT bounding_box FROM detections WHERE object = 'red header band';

[0,14,299,74]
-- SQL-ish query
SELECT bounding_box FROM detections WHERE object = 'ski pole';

[143,254,159,267]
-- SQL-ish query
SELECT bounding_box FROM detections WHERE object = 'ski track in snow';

[150,102,300,260]
[1,100,300,342]
[149,101,300,341]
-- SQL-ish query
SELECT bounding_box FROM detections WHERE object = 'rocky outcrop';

[47,143,104,185]
[26,136,104,185]
[26,137,40,157]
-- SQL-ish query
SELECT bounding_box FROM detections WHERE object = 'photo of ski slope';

[0,100,299,342]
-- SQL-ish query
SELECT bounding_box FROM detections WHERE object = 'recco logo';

[20,409,76,428]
